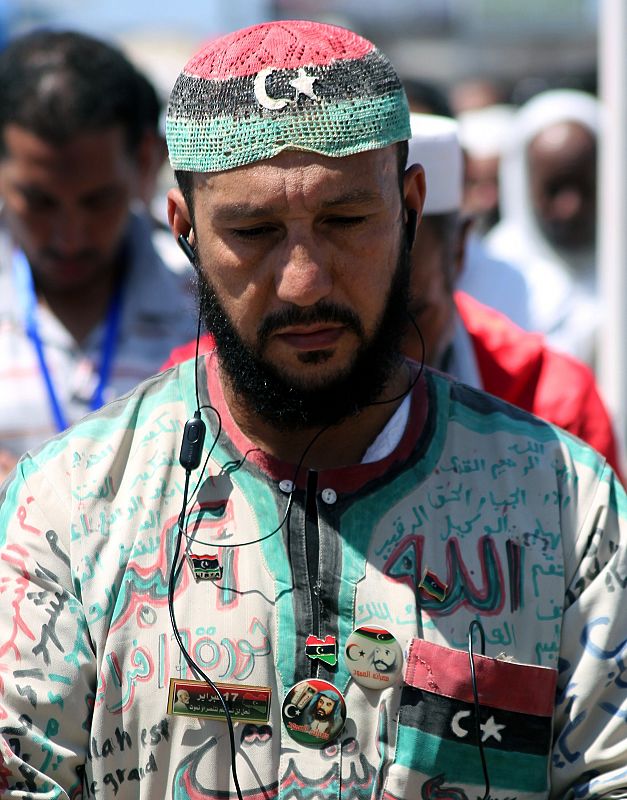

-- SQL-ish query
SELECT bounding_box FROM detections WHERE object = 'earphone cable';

[168,469,244,800]
[368,311,426,407]
[181,417,333,551]
[467,619,490,800]
[193,303,203,413]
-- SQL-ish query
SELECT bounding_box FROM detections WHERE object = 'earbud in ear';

[177,233,196,265]
[405,209,418,250]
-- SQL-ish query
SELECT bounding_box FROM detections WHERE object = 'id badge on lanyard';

[13,249,124,432]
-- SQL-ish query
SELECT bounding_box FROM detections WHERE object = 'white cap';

[407,113,462,214]
[457,104,516,159]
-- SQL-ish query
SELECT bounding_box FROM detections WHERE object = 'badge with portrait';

[282,678,346,747]
[167,678,271,723]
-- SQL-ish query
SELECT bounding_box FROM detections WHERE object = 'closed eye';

[230,225,279,239]
[325,215,367,227]
[19,187,56,212]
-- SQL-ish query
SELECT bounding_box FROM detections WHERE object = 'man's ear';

[403,163,426,231]
[167,187,193,244]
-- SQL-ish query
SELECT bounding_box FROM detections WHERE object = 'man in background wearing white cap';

[457,104,516,235]
[484,89,600,364]
[404,113,623,478]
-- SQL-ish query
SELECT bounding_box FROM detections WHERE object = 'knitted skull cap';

[166,19,411,172]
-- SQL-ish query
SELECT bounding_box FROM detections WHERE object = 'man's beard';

[196,237,411,431]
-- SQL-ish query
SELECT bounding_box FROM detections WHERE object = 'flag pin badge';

[186,552,223,582]
[305,635,338,666]
[419,567,448,602]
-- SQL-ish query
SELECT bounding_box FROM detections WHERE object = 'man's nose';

[553,188,585,221]
[51,208,88,252]
[274,234,333,307]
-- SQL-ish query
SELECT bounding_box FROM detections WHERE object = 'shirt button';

[279,479,294,494]
[321,488,337,504]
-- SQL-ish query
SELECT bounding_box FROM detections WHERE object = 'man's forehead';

[528,121,596,160]
[197,146,400,206]
[0,125,138,202]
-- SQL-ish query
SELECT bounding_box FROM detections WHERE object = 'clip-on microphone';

[179,411,206,471]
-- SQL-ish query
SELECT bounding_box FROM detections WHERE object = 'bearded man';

[0,20,626,800]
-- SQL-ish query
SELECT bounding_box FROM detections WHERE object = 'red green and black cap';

[166,19,411,172]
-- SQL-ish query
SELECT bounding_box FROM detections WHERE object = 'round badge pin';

[344,626,403,689]
[282,678,346,747]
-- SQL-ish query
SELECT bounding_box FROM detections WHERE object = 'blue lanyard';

[13,249,124,432]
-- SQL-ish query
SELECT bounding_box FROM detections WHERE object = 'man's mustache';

[257,302,364,345]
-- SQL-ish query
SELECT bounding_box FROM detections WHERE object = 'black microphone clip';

[179,411,206,471]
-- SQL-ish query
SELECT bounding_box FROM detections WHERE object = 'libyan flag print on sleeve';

[384,638,557,800]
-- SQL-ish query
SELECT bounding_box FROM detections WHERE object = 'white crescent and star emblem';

[254,67,319,110]
[480,715,505,742]
[451,710,470,738]
[283,703,299,719]
[451,711,505,743]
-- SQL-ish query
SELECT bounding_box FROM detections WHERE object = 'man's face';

[177,690,190,704]
[527,121,597,251]
[171,147,424,429]
[402,216,459,368]
[462,153,501,234]
[314,695,336,720]
[373,645,398,673]
[0,124,141,293]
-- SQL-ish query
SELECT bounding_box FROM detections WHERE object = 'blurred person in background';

[402,76,454,118]
[400,79,532,328]
[455,103,533,327]
[484,89,600,364]
[404,113,623,480]
[448,75,509,115]
[457,103,516,235]
[0,29,197,481]
[133,65,191,274]
[134,66,170,222]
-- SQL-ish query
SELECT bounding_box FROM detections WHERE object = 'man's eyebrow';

[212,203,271,221]
[319,189,383,208]
[212,190,383,221]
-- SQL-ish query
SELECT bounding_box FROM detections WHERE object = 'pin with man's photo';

[344,626,403,689]
[282,679,346,747]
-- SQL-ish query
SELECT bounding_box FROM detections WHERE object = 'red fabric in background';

[456,291,623,480]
